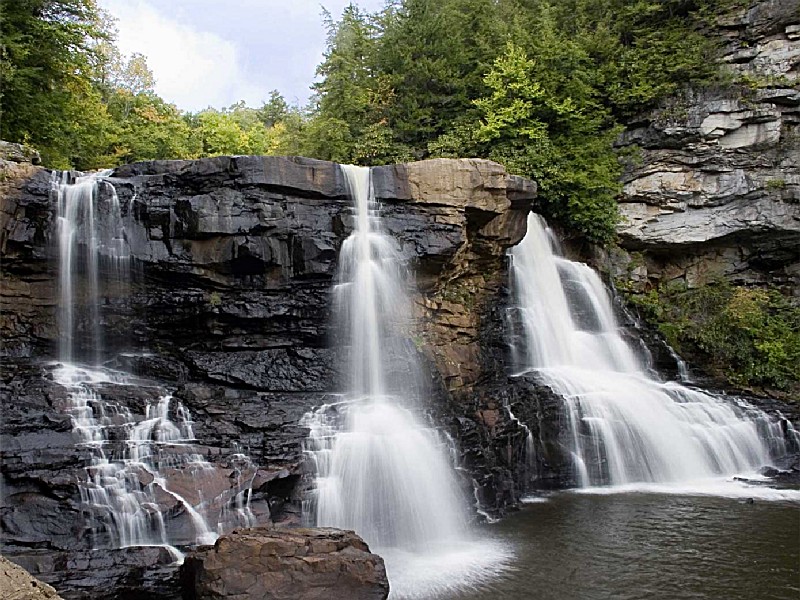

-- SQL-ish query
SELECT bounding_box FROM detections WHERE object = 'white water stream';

[55,171,129,364]
[304,165,509,599]
[510,213,796,491]
[53,172,255,556]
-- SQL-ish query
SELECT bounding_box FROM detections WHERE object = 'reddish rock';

[182,527,389,600]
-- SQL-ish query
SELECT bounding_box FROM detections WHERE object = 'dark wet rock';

[184,348,336,391]
[760,455,800,485]
[0,154,541,593]
[5,548,181,600]
[181,527,389,600]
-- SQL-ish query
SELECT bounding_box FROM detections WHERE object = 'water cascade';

[53,172,255,554]
[55,171,129,363]
[510,213,794,489]
[304,165,508,598]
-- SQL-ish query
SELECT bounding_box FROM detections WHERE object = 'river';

[450,491,799,600]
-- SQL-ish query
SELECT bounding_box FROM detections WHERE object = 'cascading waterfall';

[53,172,255,555]
[510,213,795,489]
[55,171,129,363]
[304,165,509,599]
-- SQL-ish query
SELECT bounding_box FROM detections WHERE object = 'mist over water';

[509,213,796,490]
[303,165,510,598]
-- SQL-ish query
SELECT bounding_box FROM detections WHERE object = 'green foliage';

[256,91,290,127]
[1,1,306,167]
[193,110,247,156]
[376,0,507,149]
[474,41,621,243]
[109,92,198,164]
[629,280,800,393]
[3,0,740,241]
[305,0,732,243]
[0,0,113,167]
[766,178,787,190]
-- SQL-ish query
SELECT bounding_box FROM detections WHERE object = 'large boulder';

[181,527,389,600]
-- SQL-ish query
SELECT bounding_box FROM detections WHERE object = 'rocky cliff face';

[613,0,800,293]
[1,153,554,597]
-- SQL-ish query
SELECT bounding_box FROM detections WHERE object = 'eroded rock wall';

[1,154,552,596]
[613,0,800,293]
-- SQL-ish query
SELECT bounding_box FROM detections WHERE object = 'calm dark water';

[452,493,800,600]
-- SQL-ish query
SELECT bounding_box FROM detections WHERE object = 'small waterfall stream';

[510,213,795,489]
[304,165,509,599]
[52,171,255,556]
[55,170,130,363]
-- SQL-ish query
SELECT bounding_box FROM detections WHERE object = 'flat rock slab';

[0,556,62,600]
[182,527,389,600]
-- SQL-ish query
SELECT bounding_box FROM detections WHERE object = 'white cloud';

[100,0,272,111]
[98,0,386,111]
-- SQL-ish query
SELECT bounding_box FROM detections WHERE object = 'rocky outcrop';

[614,0,800,292]
[7,548,182,600]
[182,527,388,600]
[0,141,41,165]
[1,152,550,596]
[0,556,62,600]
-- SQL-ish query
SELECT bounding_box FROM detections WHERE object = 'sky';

[98,0,386,112]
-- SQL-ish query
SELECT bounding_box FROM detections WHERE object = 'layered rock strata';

[613,0,800,293]
[1,154,548,596]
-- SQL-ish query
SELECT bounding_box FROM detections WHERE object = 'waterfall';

[55,171,129,363]
[304,165,509,598]
[53,172,255,555]
[510,213,794,488]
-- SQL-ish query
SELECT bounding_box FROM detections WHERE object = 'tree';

[110,93,198,163]
[469,41,621,243]
[0,0,114,167]
[376,0,507,151]
[257,90,290,127]
[192,109,248,156]
[307,4,383,162]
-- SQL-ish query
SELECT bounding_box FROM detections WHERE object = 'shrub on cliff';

[629,280,800,395]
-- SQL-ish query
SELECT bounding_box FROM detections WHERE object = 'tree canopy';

[1,0,739,241]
